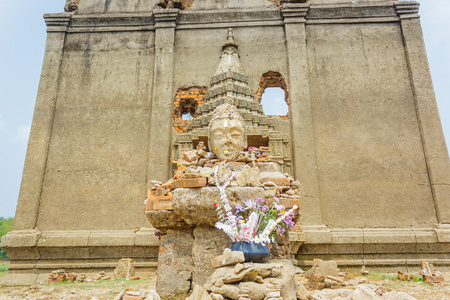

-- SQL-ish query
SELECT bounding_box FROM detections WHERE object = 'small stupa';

[172,28,292,174]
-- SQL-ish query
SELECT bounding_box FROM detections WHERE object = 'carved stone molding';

[281,3,309,23]
[44,13,72,32]
[394,1,420,19]
[154,8,180,28]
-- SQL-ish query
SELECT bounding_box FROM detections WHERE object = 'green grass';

[0,217,14,261]
[363,272,423,283]
[365,273,397,281]
[0,262,9,278]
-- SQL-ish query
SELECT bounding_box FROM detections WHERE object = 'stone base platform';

[2,226,449,286]
[0,228,160,286]
[295,225,450,273]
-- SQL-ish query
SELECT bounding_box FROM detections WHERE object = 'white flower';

[274,202,284,212]
[243,199,257,208]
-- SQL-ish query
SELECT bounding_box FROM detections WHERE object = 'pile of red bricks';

[173,87,207,133]
[420,261,446,286]
[48,270,77,284]
[397,270,415,281]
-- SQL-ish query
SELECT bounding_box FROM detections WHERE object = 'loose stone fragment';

[211,284,240,299]
[211,251,245,269]
[211,293,224,300]
[186,284,212,300]
[113,258,135,279]
[215,278,224,287]
[235,263,244,274]
[145,289,161,300]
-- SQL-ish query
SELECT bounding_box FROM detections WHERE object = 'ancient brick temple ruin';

[1,0,450,286]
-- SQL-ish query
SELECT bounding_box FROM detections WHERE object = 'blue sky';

[0,1,449,218]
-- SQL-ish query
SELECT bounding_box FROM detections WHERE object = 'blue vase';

[230,241,270,263]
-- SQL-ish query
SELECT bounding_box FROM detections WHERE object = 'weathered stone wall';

[37,31,155,231]
[1,0,450,284]
[307,22,436,228]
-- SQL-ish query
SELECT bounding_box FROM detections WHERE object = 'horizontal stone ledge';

[66,16,399,32]
[177,20,284,29]
[67,26,155,33]
[2,229,160,248]
[34,261,158,270]
[297,257,450,269]
[306,16,399,24]
[8,264,37,271]
[301,227,447,245]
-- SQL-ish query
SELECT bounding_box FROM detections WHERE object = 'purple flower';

[235,205,244,213]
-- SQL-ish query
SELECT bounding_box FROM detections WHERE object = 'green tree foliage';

[0,217,14,261]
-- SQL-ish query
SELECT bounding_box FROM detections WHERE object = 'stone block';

[184,177,208,188]
[113,258,135,279]
[264,187,277,198]
[173,187,264,226]
[153,197,173,211]
[260,175,290,187]
[363,228,416,244]
[88,230,135,247]
[278,198,300,210]
[134,227,161,247]
[186,284,212,300]
[257,162,279,173]
[192,227,231,286]
[305,259,339,279]
[330,229,364,244]
[145,210,188,229]
[211,251,245,269]
[37,230,90,247]
[1,230,40,248]
[157,230,195,299]
[163,178,208,190]
[434,224,450,242]
[211,284,240,299]
[182,149,198,162]
[301,226,332,244]
[146,199,154,211]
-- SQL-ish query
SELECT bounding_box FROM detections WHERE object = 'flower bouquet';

[213,166,299,245]
[215,197,298,245]
[213,166,298,261]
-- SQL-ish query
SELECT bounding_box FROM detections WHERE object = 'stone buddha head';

[208,104,247,161]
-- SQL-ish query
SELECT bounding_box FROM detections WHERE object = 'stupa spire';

[189,28,264,131]
[214,28,244,76]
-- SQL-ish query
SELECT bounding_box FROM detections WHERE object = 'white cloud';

[15,125,31,143]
